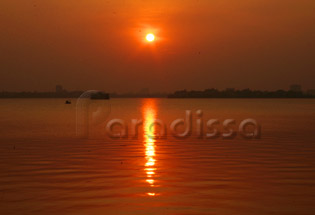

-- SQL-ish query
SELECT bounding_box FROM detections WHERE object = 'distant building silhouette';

[290,84,302,92]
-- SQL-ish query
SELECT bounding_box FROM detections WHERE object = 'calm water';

[0,98,315,214]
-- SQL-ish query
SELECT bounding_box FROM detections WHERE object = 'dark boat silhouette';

[65,100,71,104]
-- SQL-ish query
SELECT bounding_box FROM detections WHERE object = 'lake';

[0,98,315,214]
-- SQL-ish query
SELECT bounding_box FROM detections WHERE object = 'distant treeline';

[168,89,315,98]
[110,93,167,98]
[1,89,314,98]
[0,91,84,98]
[0,91,167,98]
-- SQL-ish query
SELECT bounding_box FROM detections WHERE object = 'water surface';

[0,98,315,214]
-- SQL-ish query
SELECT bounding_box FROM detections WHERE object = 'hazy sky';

[0,0,314,92]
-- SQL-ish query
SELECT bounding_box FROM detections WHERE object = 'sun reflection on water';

[142,99,158,196]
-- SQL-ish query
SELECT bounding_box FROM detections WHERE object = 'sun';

[146,33,155,42]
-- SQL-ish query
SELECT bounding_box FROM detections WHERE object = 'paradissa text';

[105,110,261,139]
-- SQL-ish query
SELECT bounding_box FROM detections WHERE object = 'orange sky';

[0,0,314,92]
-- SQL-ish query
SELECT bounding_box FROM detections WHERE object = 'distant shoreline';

[1,97,315,99]
[167,89,315,99]
[1,88,315,99]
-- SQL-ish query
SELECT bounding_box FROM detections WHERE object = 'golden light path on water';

[142,99,158,196]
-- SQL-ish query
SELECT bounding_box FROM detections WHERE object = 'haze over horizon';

[1,0,314,93]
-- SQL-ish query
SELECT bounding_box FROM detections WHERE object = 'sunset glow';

[2,0,315,214]
[146,33,155,42]
[142,99,158,196]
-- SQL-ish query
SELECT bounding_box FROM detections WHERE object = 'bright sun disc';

[146,33,155,42]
